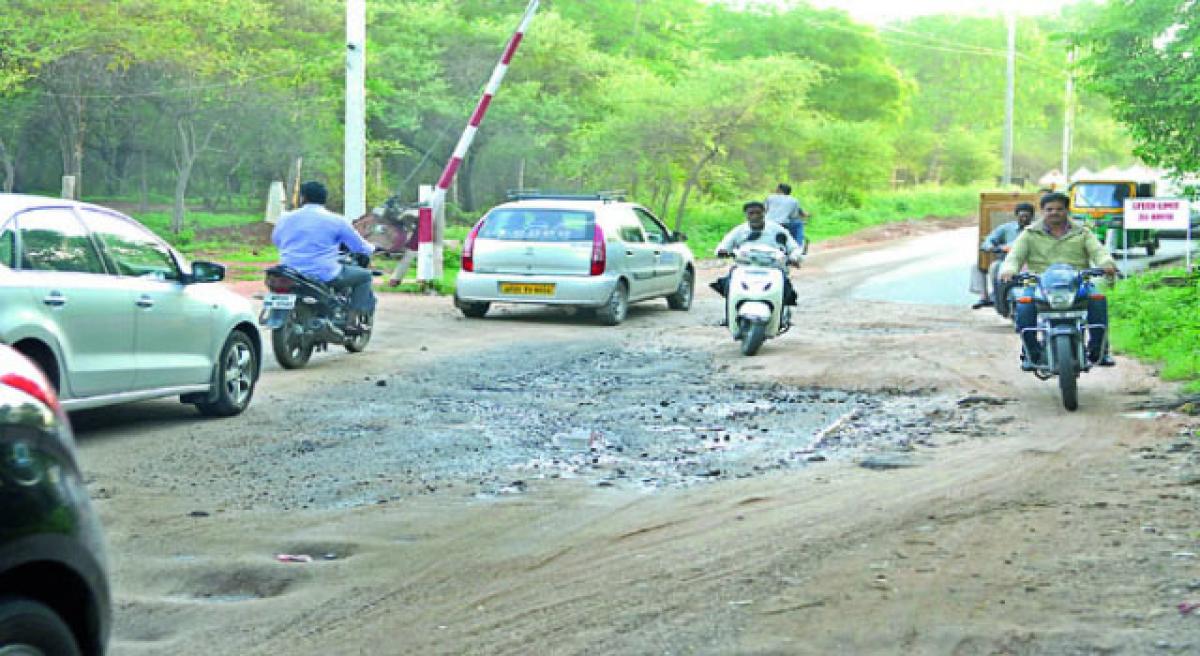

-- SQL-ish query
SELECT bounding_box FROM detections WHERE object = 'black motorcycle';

[1013,264,1109,411]
[259,254,378,369]
[985,246,1018,319]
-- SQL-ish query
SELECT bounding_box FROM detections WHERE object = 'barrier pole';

[417,0,540,282]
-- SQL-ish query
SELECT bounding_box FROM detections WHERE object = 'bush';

[1108,268,1200,391]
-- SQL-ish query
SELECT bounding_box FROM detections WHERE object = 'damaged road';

[72,223,1200,655]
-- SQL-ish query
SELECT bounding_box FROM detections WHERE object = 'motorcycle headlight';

[1047,290,1075,309]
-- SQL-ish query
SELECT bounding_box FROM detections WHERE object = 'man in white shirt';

[710,201,803,310]
[765,183,809,247]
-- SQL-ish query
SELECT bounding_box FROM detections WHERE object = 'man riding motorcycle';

[999,192,1118,369]
[710,201,803,312]
[971,202,1034,309]
[271,181,377,333]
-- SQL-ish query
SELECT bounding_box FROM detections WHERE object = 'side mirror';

[672,231,688,243]
[188,261,225,284]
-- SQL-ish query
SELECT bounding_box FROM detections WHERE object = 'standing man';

[970,202,1034,309]
[387,214,420,288]
[999,192,1118,368]
[765,183,809,250]
[273,181,377,332]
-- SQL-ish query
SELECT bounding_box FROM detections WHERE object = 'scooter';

[720,242,798,356]
[1013,264,1109,411]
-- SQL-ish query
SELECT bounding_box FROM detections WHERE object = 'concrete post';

[266,181,286,224]
[345,0,366,219]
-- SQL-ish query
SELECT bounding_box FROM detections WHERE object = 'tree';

[1075,0,1200,173]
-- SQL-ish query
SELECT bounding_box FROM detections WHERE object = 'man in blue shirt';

[272,181,376,330]
[969,202,1034,309]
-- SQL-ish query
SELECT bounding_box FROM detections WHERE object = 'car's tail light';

[266,273,294,293]
[1,373,59,412]
[462,219,484,273]
[590,224,606,276]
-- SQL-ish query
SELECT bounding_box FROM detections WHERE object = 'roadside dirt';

[72,225,1200,655]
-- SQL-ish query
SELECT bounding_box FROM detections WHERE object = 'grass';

[1108,267,1200,392]
[378,247,461,295]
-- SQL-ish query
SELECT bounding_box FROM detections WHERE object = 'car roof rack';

[505,189,627,203]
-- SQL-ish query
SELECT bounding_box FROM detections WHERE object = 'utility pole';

[345,0,366,219]
[1001,11,1016,187]
[1062,47,1075,182]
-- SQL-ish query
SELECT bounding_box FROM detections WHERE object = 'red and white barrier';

[418,0,540,282]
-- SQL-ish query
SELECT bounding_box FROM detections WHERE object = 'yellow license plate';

[499,282,556,296]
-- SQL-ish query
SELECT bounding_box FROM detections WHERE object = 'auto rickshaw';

[1068,179,1160,256]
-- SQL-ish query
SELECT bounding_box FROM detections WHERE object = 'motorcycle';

[259,253,379,369]
[1013,264,1109,411]
[719,241,798,356]
[985,246,1019,319]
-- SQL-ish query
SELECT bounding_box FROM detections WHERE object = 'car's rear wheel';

[458,301,490,318]
[272,312,313,369]
[0,596,82,656]
[197,331,258,417]
[596,281,629,326]
[666,269,694,310]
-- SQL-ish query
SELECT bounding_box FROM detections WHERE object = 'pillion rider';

[999,192,1118,369]
[710,201,804,310]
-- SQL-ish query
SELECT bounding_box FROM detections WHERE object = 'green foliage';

[807,122,895,206]
[1074,0,1200,174]
[941,128,1001,185]
[1108,269,1200,391]
[0,0,1139,267]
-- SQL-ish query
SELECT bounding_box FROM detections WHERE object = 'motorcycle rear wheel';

[1055,334,1079,411]
[741,321,766,356]
[344,325,372,353]
[272,312,314,369]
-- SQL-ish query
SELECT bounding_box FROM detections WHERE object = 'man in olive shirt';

[1000,192,1118,368]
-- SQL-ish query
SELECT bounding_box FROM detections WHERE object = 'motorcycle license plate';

[263,293,296,310]
[499,282,555,296]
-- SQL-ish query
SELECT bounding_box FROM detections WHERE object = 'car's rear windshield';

[478,209,595,242]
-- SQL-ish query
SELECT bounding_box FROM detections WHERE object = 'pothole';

[131,343,997,510]
[169,565,297,603]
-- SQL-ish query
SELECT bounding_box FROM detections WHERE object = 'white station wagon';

[453,194,695,324]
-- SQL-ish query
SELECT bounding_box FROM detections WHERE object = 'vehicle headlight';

[1047,290,1075,309]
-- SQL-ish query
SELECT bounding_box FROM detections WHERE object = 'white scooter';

[721,242,799,356]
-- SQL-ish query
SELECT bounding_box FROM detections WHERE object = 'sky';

[771,0,1085,24]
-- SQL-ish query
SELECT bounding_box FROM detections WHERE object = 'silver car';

[0,194,261,416]
[453,194,695,324]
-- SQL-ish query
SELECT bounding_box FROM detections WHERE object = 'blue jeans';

[1014,286,1108,362]
[330,265,376,314]
[785,219,805,245]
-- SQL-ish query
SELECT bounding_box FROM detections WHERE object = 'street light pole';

[345,0,366,219]
[1002,11,1016,187]
[1062,47,1075,182]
